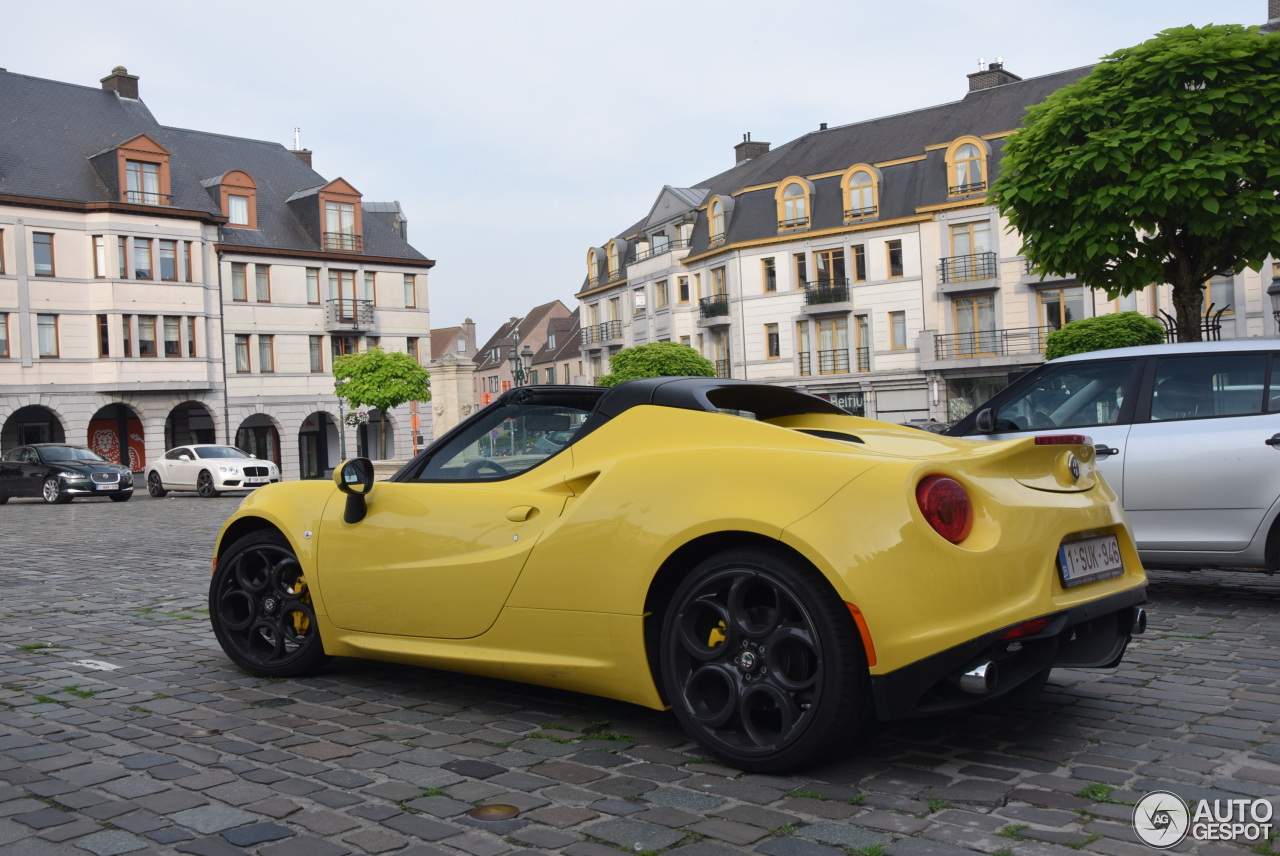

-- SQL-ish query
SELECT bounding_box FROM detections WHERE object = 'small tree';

[596,342,716,387]
[1043,312,1165,361]
[333,346,431,459]
[994,24,1280,342]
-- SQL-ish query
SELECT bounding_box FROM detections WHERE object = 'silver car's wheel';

[42,477,70,504]
[147,472,168,498]
[197,470,220,498]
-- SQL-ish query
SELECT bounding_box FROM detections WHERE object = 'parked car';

[947,339,1280,573]
[209,378,1147,772]
[145,445,280,498]
[0,444,134,503]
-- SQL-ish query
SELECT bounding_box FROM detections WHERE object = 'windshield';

[40,447,107,463]
[196,447,251,459]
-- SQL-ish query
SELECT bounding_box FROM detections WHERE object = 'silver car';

[947,339,1280,573]
[144,445,280,498]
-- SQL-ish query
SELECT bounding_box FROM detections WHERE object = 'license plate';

[245,478,267,485]
[95,483,118,491]
[1058,534,1124,587]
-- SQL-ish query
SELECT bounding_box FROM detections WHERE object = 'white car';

[948,339,1280,573]
[144,445,280,498]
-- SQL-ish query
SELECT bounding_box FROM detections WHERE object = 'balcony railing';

[709,232,726,247]
[607,268,625,282]
[324,232,363,252]
[324,298,375,331]
[856,346,870,372]
[939,252,998,283]
[714,359,731,379]
[948,181,987,196]
[778,216,810,230]
[803,279,850,305]
[844,206,877,220]
[580,327,597,347]
[598,320,623,342]
[699,295,731,319]
[631,238,691,263]
[933,325,1056,360]
[799,352,812,376]
[817,349,850,374]
[123,190,172,206]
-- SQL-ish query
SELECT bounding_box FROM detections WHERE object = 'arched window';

[607,243,619,278]
[709,199,725,245]
[586,249,599,287]
[776,180,810,230]
[842,166,878,220]
[947,139,987,196]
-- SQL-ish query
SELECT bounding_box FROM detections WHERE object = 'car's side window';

[165,449,186,461]
[1151,353,1266,421]
[2,448,21,462]
[993,360,1138,431]
[414,404,592,481]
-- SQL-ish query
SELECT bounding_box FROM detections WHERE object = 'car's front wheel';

[147,472,167,498]
[109,492,131,502]
[42,477,70,504]
[659,546,871,773]
[197,470,220,498]
[209,530,328,677]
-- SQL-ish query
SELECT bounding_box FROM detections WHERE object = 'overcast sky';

[4,0,1266,339]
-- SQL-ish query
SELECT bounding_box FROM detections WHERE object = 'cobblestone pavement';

[1,493,1278,856]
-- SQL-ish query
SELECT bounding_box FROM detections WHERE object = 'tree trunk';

[379,412,388,459]
[1171,277,1204,343]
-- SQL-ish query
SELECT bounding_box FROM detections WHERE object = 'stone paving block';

[257,835,352,856]
[340,829,408,854]
[13,808,75,830]
[74,829,150,855]
[582,817,685,851]
[755,837,847,856]
[380,813,456,841]
[35,818,102,842]
[221,822,295,846]
[169,805,258,834]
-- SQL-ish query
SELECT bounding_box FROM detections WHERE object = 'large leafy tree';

[596,341,716,387]
[333,346,431,459]
[994,24,1280,342]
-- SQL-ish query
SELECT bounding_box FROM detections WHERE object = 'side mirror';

[974,408,995,434]
[334,458,374,524]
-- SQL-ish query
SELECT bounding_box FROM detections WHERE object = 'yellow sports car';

[210,378,1147,772]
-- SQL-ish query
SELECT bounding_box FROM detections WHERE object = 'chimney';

[967,59,1022,92]
[1270,0,1280,22]
[734,132,771,164]
[100,66,139,100]
[290,126,314,167]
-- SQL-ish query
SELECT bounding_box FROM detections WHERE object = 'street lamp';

[507,333,536,386]
[334,378,350,460]
[1268,273,1280,334]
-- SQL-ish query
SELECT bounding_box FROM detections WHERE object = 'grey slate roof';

[0,69,430,264]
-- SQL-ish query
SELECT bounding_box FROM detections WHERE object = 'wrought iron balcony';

[777,216,809,230]
[803,279,850,305]
[856,346,870,372]
[631,238,692,262]
[579,326,598,347]
[714,359,731,379]
[817,349,850,374]
[799,352,812,376]
[844,206,877,220]
[598,320,623,342]
[933,325,1055,360]
[939,252,998,283]
[324,232,363,252]
[699,295,731,320]
[948,181,987,196]
[607,268,625,282]
[324,298,375,332]
[709,232,726,248]
[123,190,172,206]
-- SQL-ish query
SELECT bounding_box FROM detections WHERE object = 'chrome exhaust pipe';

[1132,607,1147,635]
[959,660,998,695]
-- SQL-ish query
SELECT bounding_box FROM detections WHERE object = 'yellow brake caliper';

[708,620,726,648]
[291,574,311,635]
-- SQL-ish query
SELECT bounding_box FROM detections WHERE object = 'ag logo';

[1133,791,1190,848]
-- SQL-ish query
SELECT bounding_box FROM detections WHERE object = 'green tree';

[994,24,1280,343]
[596,341,716,387]
[333,346,431,459]
[1043,312,1165,361]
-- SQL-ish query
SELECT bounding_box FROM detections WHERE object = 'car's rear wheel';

[197,470,220,498]
[147,472,167,498]
[660,546,871,773]
[109,493,131,502]
[210,530,328,677]
[42,477,70,504]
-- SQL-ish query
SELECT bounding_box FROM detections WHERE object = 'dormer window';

[586,248,601,288]
[112,135,172,206]
[126,161,162,205]
[842,165,879,220]
[325,202,357,250]
[709,199,725,246]
[228,195,250,225]
[946,137,989,196]
[776,180,811,230]
[607,242,620,279]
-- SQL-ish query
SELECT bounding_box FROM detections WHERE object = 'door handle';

[1265,434,1280,447]
[1094,444,1119,458]
[506,505,537,522]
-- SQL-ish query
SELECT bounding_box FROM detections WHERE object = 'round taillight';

[916,476,973,544]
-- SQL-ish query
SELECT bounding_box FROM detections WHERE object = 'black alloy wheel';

[147,472,167,498]
[209,531,328,677]
[197,470,220,498]
[659,546,870,773]
[42,476,70,504]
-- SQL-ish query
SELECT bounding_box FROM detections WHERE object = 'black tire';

[147,472,167,498]
[109,492,131,502]
[210,530,328,677]
[42,477,70,504]
[660,546,871,773]
[197,470,220,498]
[0,494,8,504]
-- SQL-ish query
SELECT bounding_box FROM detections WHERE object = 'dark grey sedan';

[0,444,134,503]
